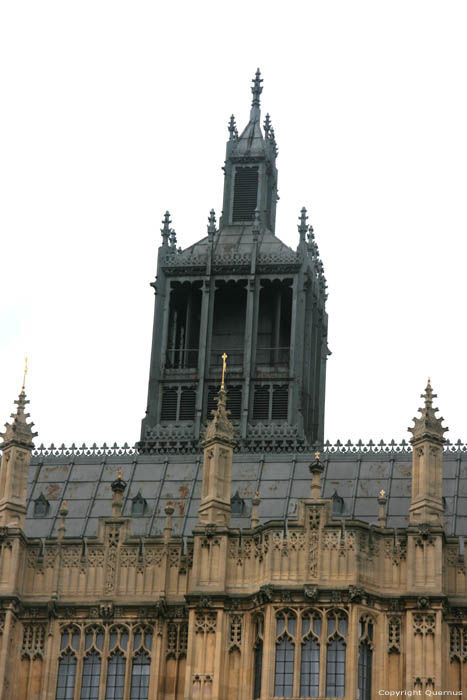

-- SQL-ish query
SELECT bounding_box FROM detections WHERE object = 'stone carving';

[194,612,217,634]
[304,585,318,601]
[229,613,242,651]
[105,524,120,594]
[413,613,436,636]
[87,548,105,567]
[21,624,46,659]
[388,616,401,654]
[167,620,188,659]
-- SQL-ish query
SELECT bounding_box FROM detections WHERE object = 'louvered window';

[179,387,196,421]
[253,385,270,420]
[161,385,196,422]
[161,387,177,421]
[227,385,242,419]
[272,385,288,419]
[253,384,289,421]
[232,166,259,222]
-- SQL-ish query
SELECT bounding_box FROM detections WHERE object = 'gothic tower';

[140,71,328,450]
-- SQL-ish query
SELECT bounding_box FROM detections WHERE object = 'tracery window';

[274,611,296,697]
[300,613,321,697]
[55,623,153,700]
[325,610,347,698]
[357,617,374,700]
[273,608,347,699]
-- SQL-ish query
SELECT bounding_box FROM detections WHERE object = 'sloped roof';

[26,445,467,540]
[180,225,295,259]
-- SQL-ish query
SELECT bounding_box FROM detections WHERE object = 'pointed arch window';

[274,611,296,697]
[357,617,374,700]
[252,614,264,699]
[325,611,347,698]
[56,652,77,700]
[56,626,80,700]
[105,626,129,700]
[130,626,153,699]
[300,613,321,697]
[55,623,153,700]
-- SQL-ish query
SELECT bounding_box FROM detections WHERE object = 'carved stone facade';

[0,73,466,700]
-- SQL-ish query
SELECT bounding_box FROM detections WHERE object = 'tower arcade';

[141,70,328,451]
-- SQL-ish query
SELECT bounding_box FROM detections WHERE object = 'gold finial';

[22,357,28,392]
[314,450,320,461]
[379,489,386,497]
[62,500,67,508]
[118,469,122,480]
[221,352,228,390]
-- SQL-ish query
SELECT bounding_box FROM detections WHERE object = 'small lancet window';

[231,491,245,515]
[131,491,147,517]
[331,490,345,515]
[34,492,50,518]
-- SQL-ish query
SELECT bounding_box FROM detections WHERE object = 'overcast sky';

[1,1,466,447]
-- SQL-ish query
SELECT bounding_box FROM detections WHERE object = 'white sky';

[1,1,466,447]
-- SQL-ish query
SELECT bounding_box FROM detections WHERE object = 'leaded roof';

[27,443,467,540]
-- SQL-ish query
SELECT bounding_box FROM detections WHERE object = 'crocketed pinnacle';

[228,115,238,140]
[207,209,216,237]
[161,211,171,247]
[298,207,308,242]
[203,387,236,448]
[250,68,263,122]
[0,388,37,449]
[408,378,448,444]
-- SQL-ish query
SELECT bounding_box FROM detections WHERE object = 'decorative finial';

[298,207,308,242]
[169,228,177,248]
[221,353,228,391]
[22,357,28,393]
[377,489,387,528]
[251,490,261,528]
[263,113,271,137]
[380,489,386,497]
[207,209,216,239]
[161,211,171,246]
[228,115,238,140]
[409,379,448,444]
[309,451,324,498]
[250,68,263,121]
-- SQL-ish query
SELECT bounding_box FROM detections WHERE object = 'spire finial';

[221,353,228,391]
[228,115,238,140]
[22,357,28,393]
[409,378,448,444]
[207,209,216,239]
[263,113,271,136]
[169,228,177,249]
[298,207,308,242]
[250,68,263,121]
[161,211,171,246]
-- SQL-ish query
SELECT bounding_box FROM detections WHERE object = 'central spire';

[250,68,263,122]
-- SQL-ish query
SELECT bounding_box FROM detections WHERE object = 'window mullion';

[123,629,134,700]
[318,618,326,698]
[292,615,301,697]
[74,629,85,700]
[98,628,109,700]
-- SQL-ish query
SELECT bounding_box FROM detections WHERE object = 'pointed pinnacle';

[421,377,435,408]
[207,209,216,237]
[263,113,271,136]
[161,211,171,246]
[298,207,308,240]
[250,68,263,121]
[169,228,177,248]
[228,115,238,140]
